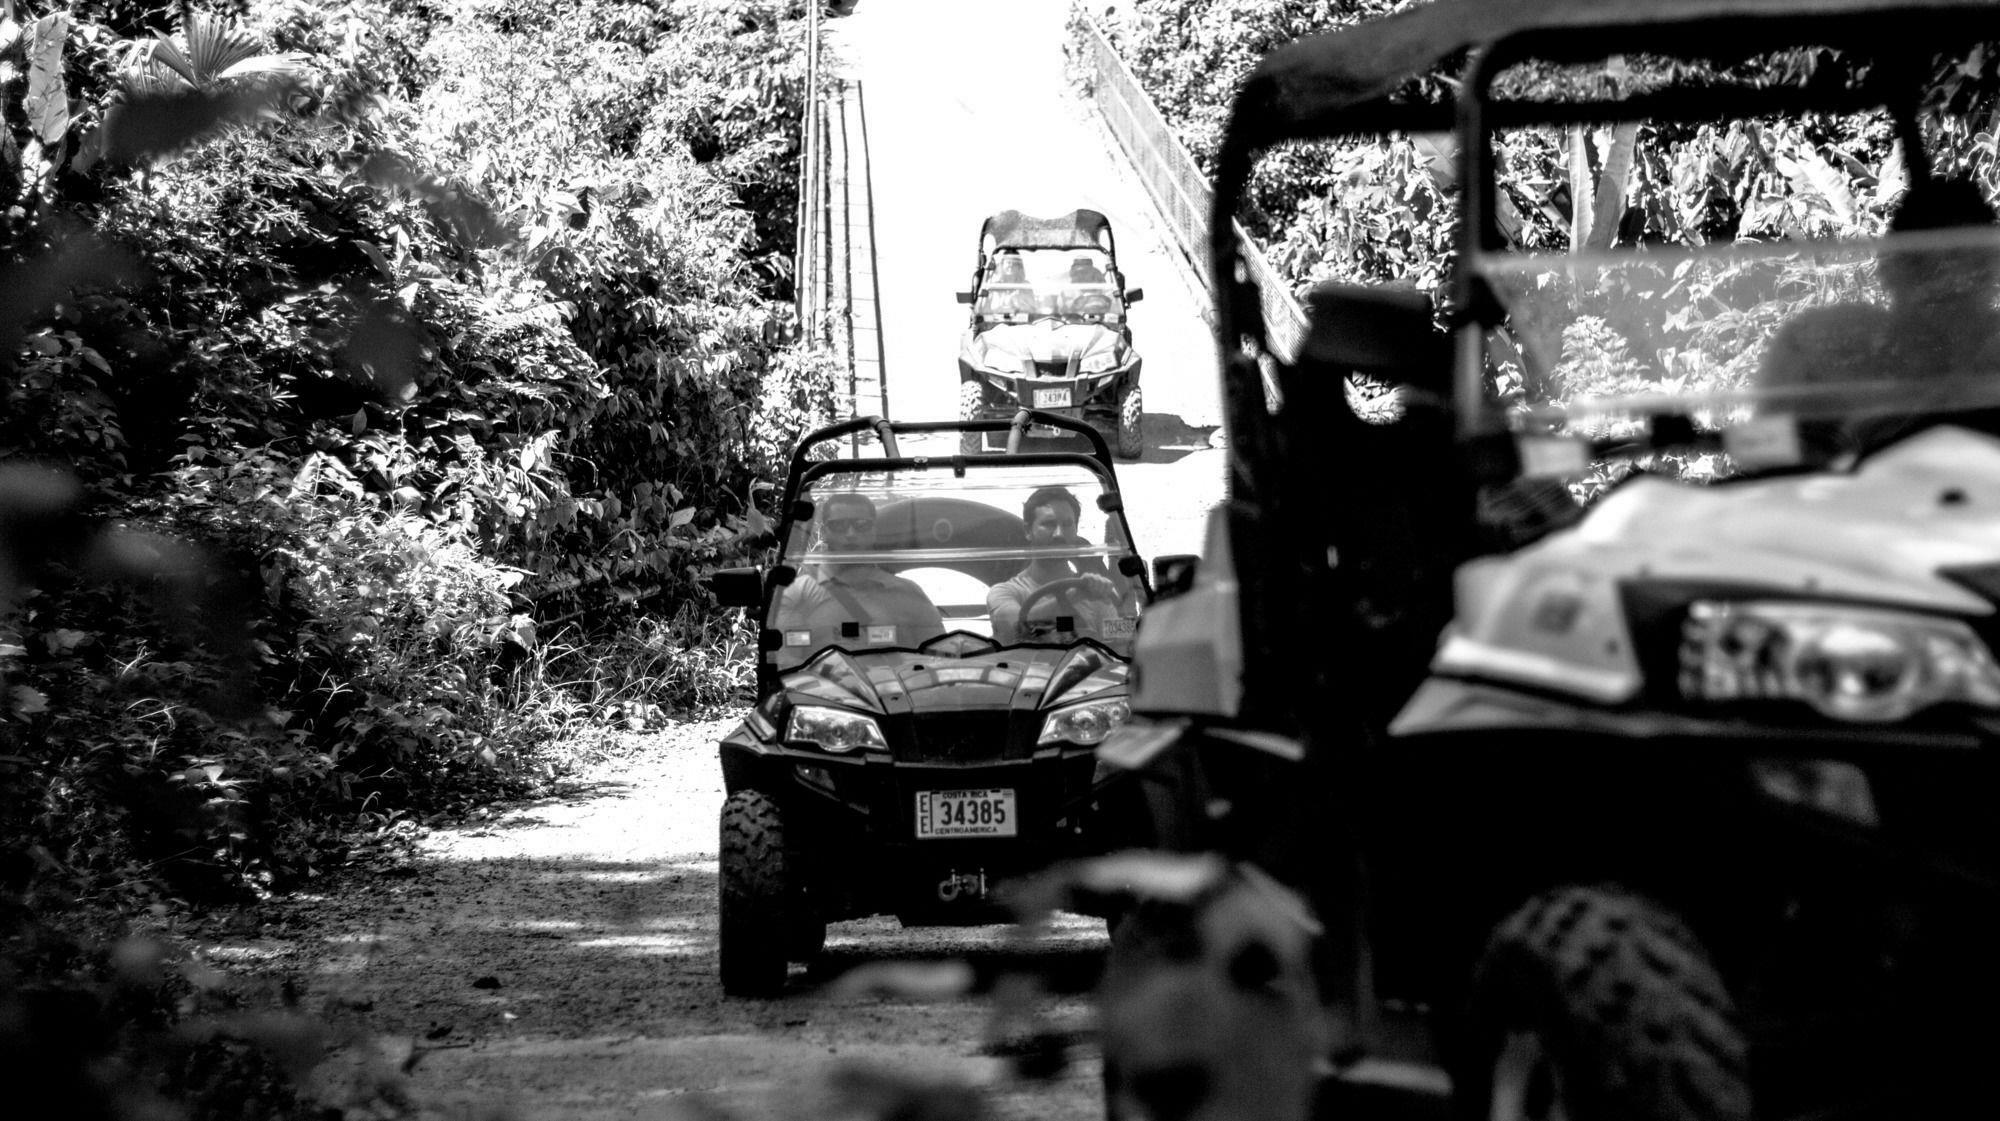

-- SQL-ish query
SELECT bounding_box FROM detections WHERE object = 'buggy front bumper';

[717,720,1147,919]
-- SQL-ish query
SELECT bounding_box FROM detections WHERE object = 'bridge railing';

[796,2,832,351]
[1072,10,1307,363]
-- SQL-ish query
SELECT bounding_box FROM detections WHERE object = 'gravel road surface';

[202,716,1111,1121]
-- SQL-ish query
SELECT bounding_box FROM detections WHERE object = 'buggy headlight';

[1680,602,2000,722]
[1038,697,1132,746]
[786,705,887,753]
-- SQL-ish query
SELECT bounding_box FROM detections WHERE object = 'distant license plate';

[915,788,1017,838]
[1030,425,1062,437]
[1033,387,1072,408]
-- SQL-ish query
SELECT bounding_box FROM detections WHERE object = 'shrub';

[3,1,837,906]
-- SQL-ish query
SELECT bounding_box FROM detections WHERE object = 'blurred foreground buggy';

[956,209,1147,459]
[1101,1,2000,1118]
[707,413,1161,995]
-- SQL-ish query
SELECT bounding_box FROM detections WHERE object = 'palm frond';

[119,13,308,95]
[146,32,198,86]
[180,11,265,82]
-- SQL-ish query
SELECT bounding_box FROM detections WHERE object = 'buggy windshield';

[1481,224,2000,472]
[975,249,1123,323]
[766,460,1146,669]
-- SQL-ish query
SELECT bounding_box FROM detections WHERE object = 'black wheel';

[1454,885,1752,1121]
[718,789,821,997]
[959,380,987,455]
[1115,379,1143,460]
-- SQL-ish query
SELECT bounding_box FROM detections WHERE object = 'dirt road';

[202,716,1110,1121]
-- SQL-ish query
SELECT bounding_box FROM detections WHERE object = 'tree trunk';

[1586,121,1641,250]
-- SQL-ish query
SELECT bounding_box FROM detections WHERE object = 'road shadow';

[252,849,1109,1121]
[1136,412,1220,464]
[985,411,1218,465]
[273,853,1107,1037]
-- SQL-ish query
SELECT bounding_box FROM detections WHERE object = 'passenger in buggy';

[987,253,1040,316]
[772,492,945,649]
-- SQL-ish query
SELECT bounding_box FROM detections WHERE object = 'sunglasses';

[825,517,876,533]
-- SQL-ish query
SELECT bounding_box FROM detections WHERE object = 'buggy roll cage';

[977,208,1119,257]
[1199,0,2000,726]
[780,409,1123,492]
[760,407,1152,617]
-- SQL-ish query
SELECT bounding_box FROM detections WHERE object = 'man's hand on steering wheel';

[1017,573,1120,636]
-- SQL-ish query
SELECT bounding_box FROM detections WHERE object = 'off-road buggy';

[1100,1,2000,1118]
[956,209,1147,459]
[707,412,1161,996]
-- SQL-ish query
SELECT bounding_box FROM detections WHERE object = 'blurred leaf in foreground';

[358,150,515,252]
[0,462,262,718]
[0,235,142,361]
[80,81,301,170]
[824,960,976,1002]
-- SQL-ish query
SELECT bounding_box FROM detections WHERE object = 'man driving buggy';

[987,485,1136,644]
[771,492,946,650]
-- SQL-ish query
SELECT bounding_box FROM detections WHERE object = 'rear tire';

[959,380,987,455]
[718,789,820,997]
[1454,885,1752,1121]
[1115,380,1143,460]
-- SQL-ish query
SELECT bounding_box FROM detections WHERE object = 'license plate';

[1033,387,1072,408]
[915,788,1017,838]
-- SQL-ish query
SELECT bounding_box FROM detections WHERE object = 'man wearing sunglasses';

[773,492,946,650]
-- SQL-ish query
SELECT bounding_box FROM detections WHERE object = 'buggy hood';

[780,644,1128,717]
[1471,426,2000,620]
[967,318,1128,376]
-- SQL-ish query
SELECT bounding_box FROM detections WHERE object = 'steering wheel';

[1071,293,1115,316]
[1016,574,1117,639]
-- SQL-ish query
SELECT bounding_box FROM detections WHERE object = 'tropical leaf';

[146,30,199,86]
[24,13,70,147]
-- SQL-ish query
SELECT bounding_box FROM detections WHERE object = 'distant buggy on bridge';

[956,209,1146,459]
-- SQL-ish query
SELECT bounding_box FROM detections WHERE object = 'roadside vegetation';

[4,1,834,1114]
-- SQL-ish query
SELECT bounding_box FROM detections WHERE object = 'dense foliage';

[2,0,837,917]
